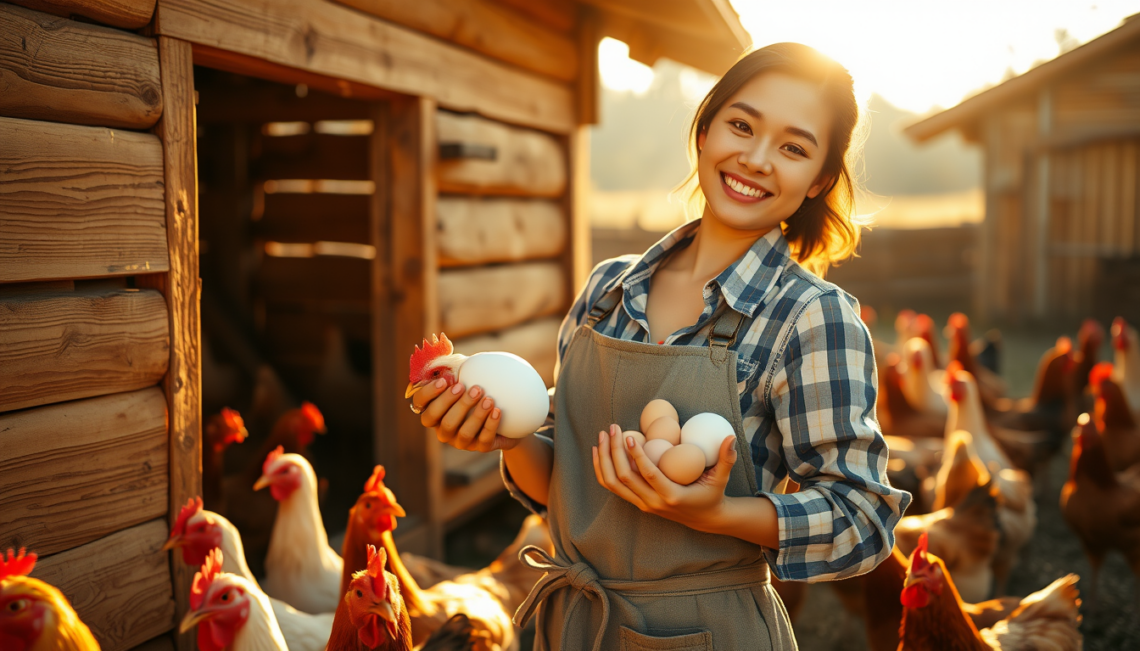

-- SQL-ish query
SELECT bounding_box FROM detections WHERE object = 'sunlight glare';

[598,37,656,94]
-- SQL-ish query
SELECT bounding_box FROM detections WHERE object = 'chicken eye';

[221,591,231,602]
[7,599,27,612]
[364,502,371,509]
[356,590,363,598]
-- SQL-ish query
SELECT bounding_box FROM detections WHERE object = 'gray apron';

[515,282,797,651]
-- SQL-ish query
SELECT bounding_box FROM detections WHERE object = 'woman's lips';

[720,172,771,204]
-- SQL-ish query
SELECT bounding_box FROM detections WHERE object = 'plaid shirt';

[502,219,911,582]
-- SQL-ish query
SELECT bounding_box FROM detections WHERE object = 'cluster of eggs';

[624,399,736,485]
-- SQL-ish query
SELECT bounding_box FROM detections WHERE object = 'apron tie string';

[514,545,610,651]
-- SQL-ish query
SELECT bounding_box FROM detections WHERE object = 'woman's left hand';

[592,424,738,532]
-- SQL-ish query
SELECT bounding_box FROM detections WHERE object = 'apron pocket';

[619,626,713,651]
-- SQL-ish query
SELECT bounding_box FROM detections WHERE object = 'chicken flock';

[5,313,1140,650]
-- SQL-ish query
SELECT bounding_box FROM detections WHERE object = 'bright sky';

[599,0,1140,114]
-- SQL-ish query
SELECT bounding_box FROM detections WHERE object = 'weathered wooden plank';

[452,317,560,386]
[0,5,161,128]
[439,262,565,338]
[33,520,176,651]
[333,0,577,82]
[154,37,201,651]
[0,117,168,283]
[7,0,156,29]
[437,198,565,267]
[0,288,169,413]
[0,388,168,557]
[437,111,567,196]
[256,132,370,181]
[490,0,576,33]
[154,0,575,133]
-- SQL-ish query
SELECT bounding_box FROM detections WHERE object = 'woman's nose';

[739,142,773,175]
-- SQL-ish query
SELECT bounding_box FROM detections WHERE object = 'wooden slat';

[256,132,370,181]
[154,0,575,134]
[33,520,176,651]
[437,111,567,196]
[0,288,169,413]
[7,0,156,29]
[154,37,201,651]
[256,255,371,303]
[439,262,565,338]
[0,5,162,129]
[437,198,565,267]
[333,0,577,82]
[259,192,370,244]
[197,80,371,123]
[0,117,168,283]
[490,0,576,33]
[452,317,560,386]
[0,388,168,557]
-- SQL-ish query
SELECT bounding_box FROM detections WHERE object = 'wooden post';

[154,36,201,651]
[1032,86,1052,320]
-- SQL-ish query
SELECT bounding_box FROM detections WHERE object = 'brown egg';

[644,416,681,445]
[657,444,706,485]
[643,438,674,465]
[640,399,679,433]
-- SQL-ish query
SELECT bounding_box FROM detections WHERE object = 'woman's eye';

[784,144,807,156]
[731,120,751,133]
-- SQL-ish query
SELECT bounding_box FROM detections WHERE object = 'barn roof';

[905,13,1140,142]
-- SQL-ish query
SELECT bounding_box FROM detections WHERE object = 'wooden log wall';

[0,2,194,650]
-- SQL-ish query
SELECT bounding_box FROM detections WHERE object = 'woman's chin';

[704,202,787,233]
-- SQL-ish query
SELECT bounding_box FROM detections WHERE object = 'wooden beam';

[154,0,575,134]
[575,5,601,126]
[6,0,156,29]
[0,288,170,413]
[598,9,742,76]
[490,0,576,33]
[0,116,168,283]
[437,198,566,267]
[437,111,567,197]
[33,520,176,651]
[567,125,593,296]
[0,5,162,129]
[439,262,566,339]
[333,0,577,82]
[196,81,371,124]
[154,37,201,651]
[0,388,168,557]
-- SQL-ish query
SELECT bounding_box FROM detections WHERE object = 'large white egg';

[680,412,736,467]
[458,352,549,438]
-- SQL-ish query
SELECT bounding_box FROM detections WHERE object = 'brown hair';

[674,42,867,276]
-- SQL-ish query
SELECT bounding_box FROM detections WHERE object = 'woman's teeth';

[724,174,767,198]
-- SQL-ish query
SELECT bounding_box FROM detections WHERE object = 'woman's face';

[697,72,832,232]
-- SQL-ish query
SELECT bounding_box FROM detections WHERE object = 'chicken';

[900,337,949,417]
[1060,412,1140,605]
[180,549,289,651]
[327,544,414,651]
[340,467,516,651]
[1071,319,1105,411]
[1090,362,1140,472]
[257,447,344,614]
[914,313,944,369]
[878,353,945,440]
[1112,316,1140,412]
[899,533,1082,651]
[946,313,1007,409]
[203,407,249,513]
[163,497,334,651]
[0,548,99,651]
[883,435,943,515]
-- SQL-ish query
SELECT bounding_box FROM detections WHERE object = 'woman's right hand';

[410,379,522,453]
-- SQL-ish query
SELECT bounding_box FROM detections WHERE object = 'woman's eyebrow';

[728,101,818,147]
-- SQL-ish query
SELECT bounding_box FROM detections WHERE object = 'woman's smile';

[720,171,772,203]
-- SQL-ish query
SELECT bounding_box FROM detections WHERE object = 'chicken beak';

[404,382,423,399]
[391,502,407,518]
[902,573,923,590]
[161,535,185,552]
[370,599,397,624]
[253,475,272,491]
[179,607,214,633]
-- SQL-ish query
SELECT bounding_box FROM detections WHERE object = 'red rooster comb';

[366,544,388,580]
[945,360,965,377]
[1089,362,1115,393]
[948,312,969,331]
[219,408,247,445]
[172,496,204,538]
[363,465,387,493]
[1055,336,1073,357]
[0,548,36,580]
[263,445,286,474]
[190,548,224,610]
[300,402,325,432]
[914,313,934,335]
[895,309,916,329]
[1113,317,1130,351]
[409,333,454,382]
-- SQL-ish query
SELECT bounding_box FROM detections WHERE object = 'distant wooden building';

[906,15,1140,324]
[0,1,747,649]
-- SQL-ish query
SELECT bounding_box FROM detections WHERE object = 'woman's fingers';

[439,385,485,443]
[626,435,679,502]
[422,381,465,431]
[595,428,648,510]
[703,435,738,488]
[607,427,658,501]
[410,378,449,413]
[467,403,502,453]
[454,394,493,449]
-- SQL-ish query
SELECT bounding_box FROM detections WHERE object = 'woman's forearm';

[503,435,555,507]
[696,495,780,549]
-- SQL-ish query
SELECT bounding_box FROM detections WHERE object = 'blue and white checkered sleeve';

[502,256,635,516]
[761,291,912,582]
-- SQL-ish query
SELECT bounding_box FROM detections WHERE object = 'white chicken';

[256,447,344,614]
[901,337,948,417]
[180,549,289,651]
[1111,316,1140,412]
[405,333,548,438]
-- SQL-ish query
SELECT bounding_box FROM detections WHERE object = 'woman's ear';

[696,128,707,153]
[807,174,834,200]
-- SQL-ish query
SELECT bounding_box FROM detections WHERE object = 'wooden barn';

[0,1,749,649]
[906,14,1140,325]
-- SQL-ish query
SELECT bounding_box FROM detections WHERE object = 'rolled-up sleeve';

[761,290,911,582]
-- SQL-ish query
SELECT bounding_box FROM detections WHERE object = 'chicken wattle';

[407,333,548,438]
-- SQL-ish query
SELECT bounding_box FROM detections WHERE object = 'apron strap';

[514,545,611,651]
[708,308,746,365]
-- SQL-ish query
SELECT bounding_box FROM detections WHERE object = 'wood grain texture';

[154,0,575,133]
[33,520,176,651]
[0,116,169,283]
[437,197,565,267]
[0,288,170,413]
[6,0,156,29]
[0,4,162,129]
[154,37,201,651]
[0,388,168,557]
[439,262,565,338]
[490,0,576,33]
[437,111,566,196]
[452,317,560,386]
[333,0,577,82]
